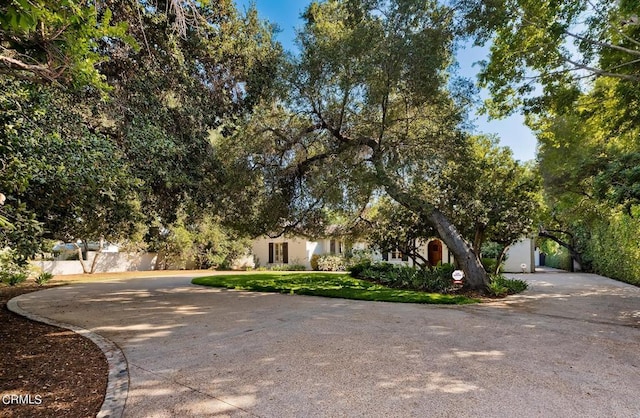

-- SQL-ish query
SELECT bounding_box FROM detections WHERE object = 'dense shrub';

[0,248,29,286]
[410,268,453,293]
[352,262,529,296]
[432,262,456,279]
[316,254,346,271]
[346,249,375,266]
[348,260,372,277]
[351,262,455,293]
[153,213,252,270]
[487,275,528,297]
[353,262,396,280]
[481,258,503,274]
[310,254,320,271]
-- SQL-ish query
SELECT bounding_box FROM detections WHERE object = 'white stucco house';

[375,238,452,267]
[252,235,349,268]
[251,234,536,273]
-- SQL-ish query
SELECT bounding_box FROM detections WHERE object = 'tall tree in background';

[458,0,640,115]
[533,76,640,278]
[460,0,640,283]
[224,0,500,289]
[95,0,282,223]
[364,136,541,272]
[0,0,281,264]
[0,78,145,271]
[366,198,436,269]
[435,136,541,268]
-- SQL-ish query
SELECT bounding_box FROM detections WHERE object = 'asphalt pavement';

[11,270,640,417]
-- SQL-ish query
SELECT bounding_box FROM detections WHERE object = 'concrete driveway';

[12,270,640,417]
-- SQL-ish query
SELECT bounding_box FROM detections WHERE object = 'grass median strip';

[192,272,478,304]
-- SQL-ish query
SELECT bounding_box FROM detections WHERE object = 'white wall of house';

[31,252,158,275]
[503,238,535,273]
[249,234,536,273]
[310,240,323,257]
[230,255,255,270]
[309,238,347,257]
[252,236,314,269]
[251,236,351,269]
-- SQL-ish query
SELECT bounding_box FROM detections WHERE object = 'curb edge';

[7,293,129,418]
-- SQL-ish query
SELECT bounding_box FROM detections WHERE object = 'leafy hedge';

[539,211,640,287]
[586,212,640,286]
[350,261,530,296]
[270,264,307,271]
[542,245,572,271]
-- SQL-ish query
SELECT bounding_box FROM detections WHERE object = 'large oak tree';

[226,0,498,289]
[0,0,281,265]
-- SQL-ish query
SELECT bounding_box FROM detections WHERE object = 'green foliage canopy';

[0,0,281,263]
[0,78,142,245]
[458,0,640,116]
[0,0,134,90]
[465,0,640,282]
[222,0,503,289]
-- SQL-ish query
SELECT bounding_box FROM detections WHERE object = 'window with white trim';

[269,242,289,264]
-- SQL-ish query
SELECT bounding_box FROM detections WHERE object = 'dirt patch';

[0,284,107,418]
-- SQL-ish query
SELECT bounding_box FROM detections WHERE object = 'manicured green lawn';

[192,272,478,304]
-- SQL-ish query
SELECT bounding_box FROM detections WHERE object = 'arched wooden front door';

[428,240,442,266]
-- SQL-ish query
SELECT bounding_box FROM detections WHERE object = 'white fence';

[31,252,158,275]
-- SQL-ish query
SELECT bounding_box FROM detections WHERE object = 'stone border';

[8,294,129,418]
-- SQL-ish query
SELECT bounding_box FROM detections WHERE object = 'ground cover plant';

[349,262,455,293]
[268,264,308,271]
[487,275,529,297]
[192,273,478,304]
[349,262,528,297]
[0,284,107,417]
[34,272,54,286]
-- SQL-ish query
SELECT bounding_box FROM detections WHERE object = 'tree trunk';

[72,243,90,274]
[372,155,489,290]
[473,226,484,256]
[427,209,489,290]
[495,245,510,275]
[88,248,102,274]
